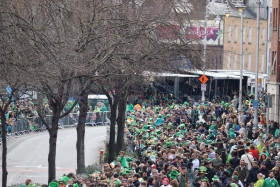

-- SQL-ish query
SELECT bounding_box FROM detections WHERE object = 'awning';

[210,70,268,79]
[143,71,199,78]
[185,70,240,80]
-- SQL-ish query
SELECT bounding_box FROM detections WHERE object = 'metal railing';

[85,111,110,126]
[0,111,110,140]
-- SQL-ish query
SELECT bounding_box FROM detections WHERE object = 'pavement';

[0,126,107,185]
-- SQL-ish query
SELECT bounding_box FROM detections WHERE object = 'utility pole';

[253,0,261,127]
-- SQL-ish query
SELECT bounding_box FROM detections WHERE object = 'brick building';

[267,0,280,122]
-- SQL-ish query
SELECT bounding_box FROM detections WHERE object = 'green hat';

[199,166,207,173]
[212,175,219,181]
[73,184,79,187]
[150,136,155,139]
[123,168,131,175]
[230,184,239,187]
[176,132,181,137]
[233,175,238,181]
[115,180,121,187]
[271,143,275,147]
[144,125,149,129]
[127,158,133,162]
[169,170,179,179]
[166,142,173,147]
[59,176,69,184]
[49,182,59,187]
[179,124,185,128]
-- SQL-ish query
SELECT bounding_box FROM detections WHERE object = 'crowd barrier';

[0,111,110,141]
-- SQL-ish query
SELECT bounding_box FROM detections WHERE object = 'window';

[227,52,231,70]
[249,27,252,43]
[234,53,237,70]
[261,53,265,73]
[234,25,238,42]
[242,52,245,70]
[279,24,280,41]
[268,12,272,40]
[262,28,265,44]
[272,51,277,73]
[273,8,278,31]
[247,53,251,71]
[243,27,246,43]
[228,25,231,42]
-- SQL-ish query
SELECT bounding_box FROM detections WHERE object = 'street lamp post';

[236,3,246,112]
[253,0,261,127]
[201,6,209,103]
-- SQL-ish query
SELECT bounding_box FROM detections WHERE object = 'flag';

[110,161,116,168]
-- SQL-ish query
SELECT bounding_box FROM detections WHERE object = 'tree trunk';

[1,111,8,187]
[48,116,59,183]
[76,93,88,174]
[108,98,118,163]
[116,97,126,155]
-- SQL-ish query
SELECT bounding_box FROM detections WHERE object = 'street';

[0,126,107,185]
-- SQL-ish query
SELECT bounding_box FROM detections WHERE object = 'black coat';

[248,167,258,184]
[257,168,269,178]
[206,167,216,183]
[229,157,240,170]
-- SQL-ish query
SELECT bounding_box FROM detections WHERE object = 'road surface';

[0,126,107,185]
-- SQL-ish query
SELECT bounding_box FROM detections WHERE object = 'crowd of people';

[0,99,83,134]
[22,91,280,187]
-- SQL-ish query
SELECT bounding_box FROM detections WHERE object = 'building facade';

[223,16,267,73]
[267,0,280,122]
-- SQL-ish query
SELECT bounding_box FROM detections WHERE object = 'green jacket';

[118,156,129,168]
[212,157,223,172]
[262,178,279,187]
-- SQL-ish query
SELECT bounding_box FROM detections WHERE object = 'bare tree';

[95,0,204,160]
[5,0,125,180]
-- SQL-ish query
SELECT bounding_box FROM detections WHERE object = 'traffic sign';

[253,100,258,108]
[199,75,208,84]
[201,83,207,91]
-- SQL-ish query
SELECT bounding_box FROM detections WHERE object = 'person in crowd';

[262,171,279,187]
[253,173,264,187]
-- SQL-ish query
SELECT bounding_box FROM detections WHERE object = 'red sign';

[199,75,209,84]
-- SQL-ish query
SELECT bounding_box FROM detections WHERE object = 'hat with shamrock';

[199,166,207,174]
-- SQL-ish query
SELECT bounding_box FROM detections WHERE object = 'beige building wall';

[223,16,267,73]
